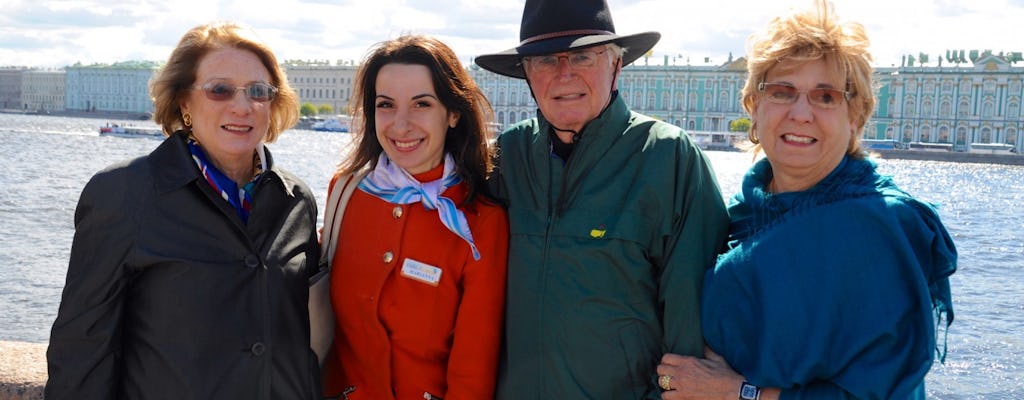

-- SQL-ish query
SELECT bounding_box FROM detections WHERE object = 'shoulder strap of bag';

[319,169,368,267]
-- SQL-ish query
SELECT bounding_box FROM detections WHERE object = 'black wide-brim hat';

[475,0,661,79]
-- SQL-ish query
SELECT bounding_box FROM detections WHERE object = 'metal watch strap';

[739,381,761,400]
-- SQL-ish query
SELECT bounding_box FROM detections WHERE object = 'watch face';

[740,382,759,400]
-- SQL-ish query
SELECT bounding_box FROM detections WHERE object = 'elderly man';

[475,0,730,398]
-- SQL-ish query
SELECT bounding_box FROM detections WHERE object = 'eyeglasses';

[193,81,278,103]
[758,82,850,109]
[521,49,608,73]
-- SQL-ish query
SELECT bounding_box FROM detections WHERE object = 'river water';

[0,113,1020,397]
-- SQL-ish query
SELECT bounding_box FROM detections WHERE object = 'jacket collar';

[147,131,296,197]
[535,92,631,162]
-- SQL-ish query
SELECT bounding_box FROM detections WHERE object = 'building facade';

[469,54,1024,154]
[65,61,159,116]
[283,61,358,115]
[872,55,1022,152]
[22,69,66,113]
[0,67,27,110]
[3,52,1019,153]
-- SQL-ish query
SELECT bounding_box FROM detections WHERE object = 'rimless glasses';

[192,80,278,103]
[521,49,608,73]
[758,82,851,109]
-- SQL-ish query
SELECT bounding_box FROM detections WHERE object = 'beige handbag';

[309,170,366,366]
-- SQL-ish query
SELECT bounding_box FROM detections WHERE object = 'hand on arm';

[656,347,781,400]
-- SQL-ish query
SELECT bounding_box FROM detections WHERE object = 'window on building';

[980,127,992,143]
[982,100,994,118]
[1006,129,1017,145]
[920,125,931,142]
[983,79,996,93]
[938,126,950,143]
[940,101,951,117]
[959,79,971,93]
[958,99,970,117]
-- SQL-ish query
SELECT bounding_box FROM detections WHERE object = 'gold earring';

[748,123,759,144]
[182,112,192,127]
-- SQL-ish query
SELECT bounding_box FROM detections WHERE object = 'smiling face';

[754,58,855,191]
[180,47,272,172]
[524,46,620,133]
[374,63,458,175]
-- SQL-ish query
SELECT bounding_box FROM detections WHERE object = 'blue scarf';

[358,153,481,261]
[187,138,264,224]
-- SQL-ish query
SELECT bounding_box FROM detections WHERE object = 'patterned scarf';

[187,137,265,224]
[359,153,481,261]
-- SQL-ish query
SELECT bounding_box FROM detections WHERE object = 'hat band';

[519,29,615,46]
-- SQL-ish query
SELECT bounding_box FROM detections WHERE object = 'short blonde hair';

[149,21,299,142]
[741,0,876,158]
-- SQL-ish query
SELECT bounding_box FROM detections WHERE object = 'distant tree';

[729,117,752,132]
[318,104,334,115]
[300,103,317,117]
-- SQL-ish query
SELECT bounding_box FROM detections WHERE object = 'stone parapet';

[873,149,1024,166]
[0,341,46,400]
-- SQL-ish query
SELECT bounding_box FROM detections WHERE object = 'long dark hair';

[339,34,496,205]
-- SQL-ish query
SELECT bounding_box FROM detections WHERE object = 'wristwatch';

[739,381,761,400]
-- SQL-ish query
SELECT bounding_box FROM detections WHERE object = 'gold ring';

[658,374,673,391]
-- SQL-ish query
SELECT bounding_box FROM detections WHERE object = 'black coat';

[46,132,321,399]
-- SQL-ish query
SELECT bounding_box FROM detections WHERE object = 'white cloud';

[2,0,1022,69]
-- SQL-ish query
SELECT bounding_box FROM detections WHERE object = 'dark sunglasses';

[193,81,278,103]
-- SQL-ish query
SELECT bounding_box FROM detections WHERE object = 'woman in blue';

[655,1,956,399]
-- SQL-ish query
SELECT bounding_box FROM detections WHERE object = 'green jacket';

[492,95,729,399]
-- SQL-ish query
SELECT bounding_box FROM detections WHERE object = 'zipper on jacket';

[332,386,355,400]
[552,133,582,217]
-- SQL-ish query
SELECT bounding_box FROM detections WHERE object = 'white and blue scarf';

[358,153,481,261]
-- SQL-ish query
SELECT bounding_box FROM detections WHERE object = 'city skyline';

[2,0,1023,70]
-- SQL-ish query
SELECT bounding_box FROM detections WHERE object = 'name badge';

[400,258,442,286]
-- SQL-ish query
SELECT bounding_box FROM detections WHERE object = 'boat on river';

[99,123,163,138]
[310,115,351,133]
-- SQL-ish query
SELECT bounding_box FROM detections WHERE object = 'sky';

[2,0,1023,70]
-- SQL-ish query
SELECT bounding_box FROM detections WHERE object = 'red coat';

[323,165,508,400]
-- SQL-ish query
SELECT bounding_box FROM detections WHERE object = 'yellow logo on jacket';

[590,225,606,238]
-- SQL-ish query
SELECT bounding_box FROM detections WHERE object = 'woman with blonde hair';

[656,1,956,399]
